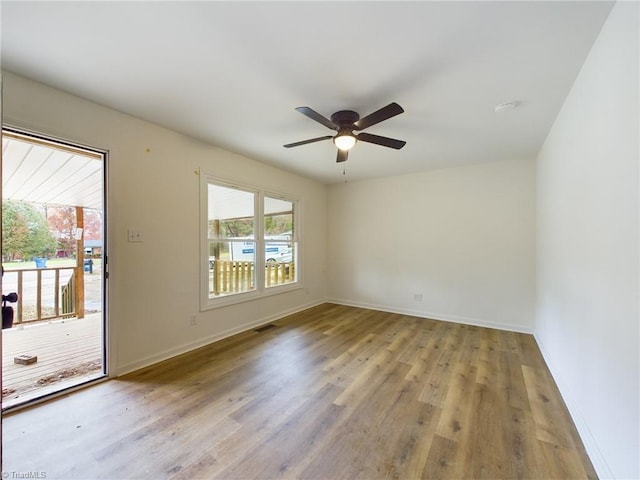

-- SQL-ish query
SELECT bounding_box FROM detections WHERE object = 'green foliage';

[265,214,293,236]
[209,218,254,238]
[2,200,58,261]
[222,218,254,238]
[208,213,292,239]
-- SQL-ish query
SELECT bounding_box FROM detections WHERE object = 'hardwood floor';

[2,304,596,479]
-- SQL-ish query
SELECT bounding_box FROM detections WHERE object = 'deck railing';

[61,273,76,318]
[3,267,77,324]
[265,261,295,287]
[211,260,295,295]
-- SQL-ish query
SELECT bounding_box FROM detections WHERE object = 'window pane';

[208,184,254,239]
[264,196,296,287]
[264,197,293,237]
[208,184,256,297]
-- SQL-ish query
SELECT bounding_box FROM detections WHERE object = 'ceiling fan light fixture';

[334,132,356,151]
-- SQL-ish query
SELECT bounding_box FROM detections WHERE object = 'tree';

[46,207,103,257]
[265,214,293,236]
[83,209,103,240]
[47,206,76,256]
[2,200,58,261]
[208,218,254,238]
[2,203,30,262]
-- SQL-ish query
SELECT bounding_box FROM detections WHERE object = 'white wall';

[1,71,328,375]
[536,2,639,478]
[3,4,638,474]
[327,158,536,332]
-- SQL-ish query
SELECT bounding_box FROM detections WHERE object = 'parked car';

[277,248,293,263]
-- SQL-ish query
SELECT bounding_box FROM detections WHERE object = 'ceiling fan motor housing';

[330,110,360,127]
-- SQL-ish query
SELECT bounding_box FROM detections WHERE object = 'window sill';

[200,282,304,311]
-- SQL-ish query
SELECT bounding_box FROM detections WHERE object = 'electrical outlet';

[190,315,197,326]
[414,293,423,302]
[128,229,143,243]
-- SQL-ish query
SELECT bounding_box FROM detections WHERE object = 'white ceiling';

[1,1,613,184]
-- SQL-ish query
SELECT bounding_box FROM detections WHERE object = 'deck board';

[2,313,103,409]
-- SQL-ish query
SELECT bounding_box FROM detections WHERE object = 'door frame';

[0,125,111,410]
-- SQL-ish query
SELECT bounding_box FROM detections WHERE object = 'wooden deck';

[2,313,104,409]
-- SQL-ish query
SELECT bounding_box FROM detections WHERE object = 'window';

[201,173,300,309]
[207,183,257,297]
[264,195,297,289]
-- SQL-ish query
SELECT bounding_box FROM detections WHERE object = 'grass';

[3,258,102,270]
[3,257,103,324]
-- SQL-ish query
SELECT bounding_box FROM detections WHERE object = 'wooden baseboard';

[533,333,613,479]
[327,297,535,334]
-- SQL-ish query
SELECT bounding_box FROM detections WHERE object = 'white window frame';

[200,171,302,311]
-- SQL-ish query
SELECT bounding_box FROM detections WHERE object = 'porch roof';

[2,131,103,210]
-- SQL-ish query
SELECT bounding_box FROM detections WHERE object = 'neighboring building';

[84,239,102,257]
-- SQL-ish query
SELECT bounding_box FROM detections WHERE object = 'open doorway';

[1,128,107,410]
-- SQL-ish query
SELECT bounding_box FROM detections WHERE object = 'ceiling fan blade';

[354,102,404,131]
[356,132,406,150]
[283,135,333,148]
[336,149,348,163]
[295,107,338,130]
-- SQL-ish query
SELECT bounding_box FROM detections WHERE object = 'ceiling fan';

[284,102,407,163]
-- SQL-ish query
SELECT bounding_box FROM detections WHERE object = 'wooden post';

[17,271,23,324]
[36,269,43,320]
[213,220,220,295]
[54,269,60,317]
[75,206,85,319]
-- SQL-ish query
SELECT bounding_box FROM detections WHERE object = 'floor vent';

[254,324,278,333]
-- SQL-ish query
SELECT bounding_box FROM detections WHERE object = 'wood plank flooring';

[2,304,596,479]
